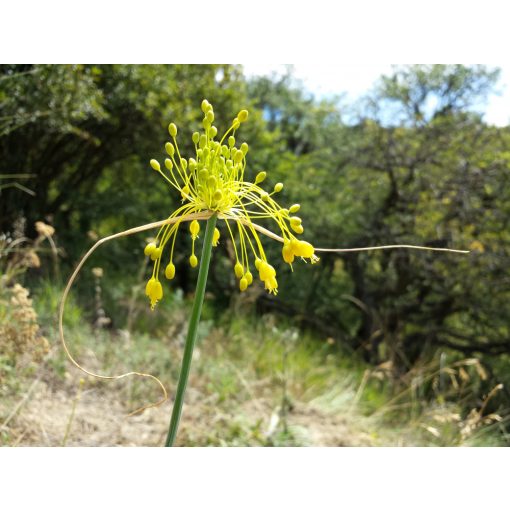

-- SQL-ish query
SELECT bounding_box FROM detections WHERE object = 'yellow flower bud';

[165,262,176,280]
[234,150,244,163]
[207,175,217,189]
[213,189,223,202]
[290,216,302,227]
[190,220,200,239]
[145,277,163,309]
[212,228,220,246]
[150,247,162,260]
[165,142,175,156]
[255,171,266,184]
[209,126,218,138]
[190,254,198,267]
[282,244,294,264]
[201,99,210,112]
[150,159,160,171]
[228,136,235,148]
[237,110,249,123]
[192,132,200,144]
[144,242,157,256]
[234,262,244,279]
[206,110,214,123]
[168,123,177,137]
[240,142,249,154]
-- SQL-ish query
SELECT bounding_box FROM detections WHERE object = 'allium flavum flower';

[144,99,318,309]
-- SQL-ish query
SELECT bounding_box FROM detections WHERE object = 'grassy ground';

[1,282,507,447]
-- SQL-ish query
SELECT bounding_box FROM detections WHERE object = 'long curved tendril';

[60,212,467,416]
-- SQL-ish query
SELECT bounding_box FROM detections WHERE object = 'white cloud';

[243,64,510,126]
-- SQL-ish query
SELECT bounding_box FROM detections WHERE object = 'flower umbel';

[145,99,318,308]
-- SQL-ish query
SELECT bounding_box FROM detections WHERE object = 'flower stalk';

[165,214,218,446]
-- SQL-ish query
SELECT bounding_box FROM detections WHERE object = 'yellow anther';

[165,262,176,280]
[192,132,200,144]
[206,110,214,123]
[189,254,198,267]
[255,171,266,184]
[190,220,200,239]
[228,136,235,148]
[164,158,173,170]
[234,151,244,163]
[245,271,253,285]
[150,159,160,171]
[144,242,157,256]
[254,258,262,270]
[240,142,249,155]
[213,189,223,202]
[201,99,210,112]
[188,158,197,170]
[199,134,207,149]
[290,216,302,227]
[261,191,270,202]
[274,182,283,193]
[239,277,248,291]
[209,126,217,138]
[168,123,177,137]
[289,203,301,213]
[292,224,304,234]
[212,228,220,246]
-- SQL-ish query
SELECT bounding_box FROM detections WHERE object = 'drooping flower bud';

[165,262,176,280]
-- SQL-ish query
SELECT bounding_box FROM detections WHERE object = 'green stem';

[165,214,217,446]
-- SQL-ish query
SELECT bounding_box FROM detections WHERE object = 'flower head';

[144,99,318,308]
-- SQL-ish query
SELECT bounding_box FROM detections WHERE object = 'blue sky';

[243,64,510,127]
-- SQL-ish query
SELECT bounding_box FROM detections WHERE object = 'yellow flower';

[143,99,318,308]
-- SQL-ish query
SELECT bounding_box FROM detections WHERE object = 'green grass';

[1,280,508,446]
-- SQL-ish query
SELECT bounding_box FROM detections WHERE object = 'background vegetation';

[1,64,509,446]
